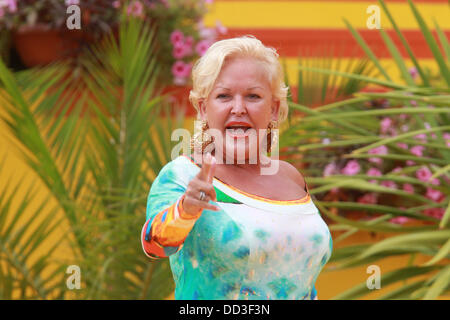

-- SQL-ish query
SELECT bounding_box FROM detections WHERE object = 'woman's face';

[198,56,280,162]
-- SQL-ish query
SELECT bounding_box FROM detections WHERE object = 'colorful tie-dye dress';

[141,155,333,300]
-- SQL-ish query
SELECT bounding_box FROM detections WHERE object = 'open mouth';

[226,125,252,132]
[225,122,253,138]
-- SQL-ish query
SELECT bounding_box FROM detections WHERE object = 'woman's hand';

[182,153,220,216]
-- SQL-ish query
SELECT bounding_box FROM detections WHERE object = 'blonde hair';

[189,36,289,123]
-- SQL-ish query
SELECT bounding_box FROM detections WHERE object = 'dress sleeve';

[141,159,202,260]
[311,286,318,300]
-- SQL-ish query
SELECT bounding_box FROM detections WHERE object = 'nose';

[230,95,247,116]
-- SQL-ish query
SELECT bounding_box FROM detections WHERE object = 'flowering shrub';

[0,0,226,85]
[315,94,449,224]
[168,19,227,85]
[284,66,449,227]
[284,0,450,300]
[94,0,227,85]
[0,0,119,35]
[113,0,227,85]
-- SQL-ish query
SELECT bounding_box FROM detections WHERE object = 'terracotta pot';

[13,25,86,67]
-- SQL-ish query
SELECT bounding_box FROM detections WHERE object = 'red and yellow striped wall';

[203,0,450,87]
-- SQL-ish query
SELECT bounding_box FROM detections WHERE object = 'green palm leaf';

[0,162,65,299]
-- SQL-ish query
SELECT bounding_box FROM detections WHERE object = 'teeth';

[227,128,246,134]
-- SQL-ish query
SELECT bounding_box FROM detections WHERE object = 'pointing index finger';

[199,153,216,183]
[207,154,216,183]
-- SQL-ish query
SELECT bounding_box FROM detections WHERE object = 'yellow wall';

[1,0,449,300]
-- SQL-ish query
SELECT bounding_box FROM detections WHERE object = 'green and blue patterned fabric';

[145,155,333,300]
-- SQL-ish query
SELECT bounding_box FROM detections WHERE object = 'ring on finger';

[199,191,207,201]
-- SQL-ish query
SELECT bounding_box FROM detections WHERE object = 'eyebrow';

[214,86,263,90]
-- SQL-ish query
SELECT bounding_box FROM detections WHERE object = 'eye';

[216,93,230,99]
[248,94,261,99]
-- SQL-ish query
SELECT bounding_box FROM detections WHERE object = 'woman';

[141,36,333,300]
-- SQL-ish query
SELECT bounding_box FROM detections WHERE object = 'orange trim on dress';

[214,176,311,205]
[182,154,311,205]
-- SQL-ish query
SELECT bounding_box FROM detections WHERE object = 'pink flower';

[183,39,194,56]
[369,145,388,155]
[391,167,402,173]
[425,188,443,201]
[323,163,337,177]
[357,193,378,204]
[380,117,393,134]
[444,133,450,147]
[388,128,398,137]
[423,207,445,220]
[184,62,192,76]
[172,43,186,59]
[171,61,192,78]
[199,28,217,41]
[403,183,414,194]
[112,1,121,8]
[195,39,213,56]
[127,1,144,17]
[416,166,432,182]
[65,0,79,5]
[367,167,381,183]
[406,160,416,166]
[390,216,410,224]
[0,0,16,13]
[341,160,360,175]
[215,20,227,35]
[185,36,194,47]
[5,0,17,12]
[381,180,397,189]
[367,167,382,176]
[414,133,427,141]
[397,143,408,150]
[205,0,214,3]
[174,37,194,58]
[409,67,418,80]
[170,30,184,46]
[410,145,425,157]
[368,145,388,165]
[430,178,440,186]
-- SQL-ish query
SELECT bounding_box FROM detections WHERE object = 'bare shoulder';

[278,160,307,190]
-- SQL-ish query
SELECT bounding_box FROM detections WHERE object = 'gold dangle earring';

[191,119,214,153]
[267,120,278,153]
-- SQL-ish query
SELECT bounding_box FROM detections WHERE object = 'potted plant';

[0,0,121,67]
[0,0,227,84]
